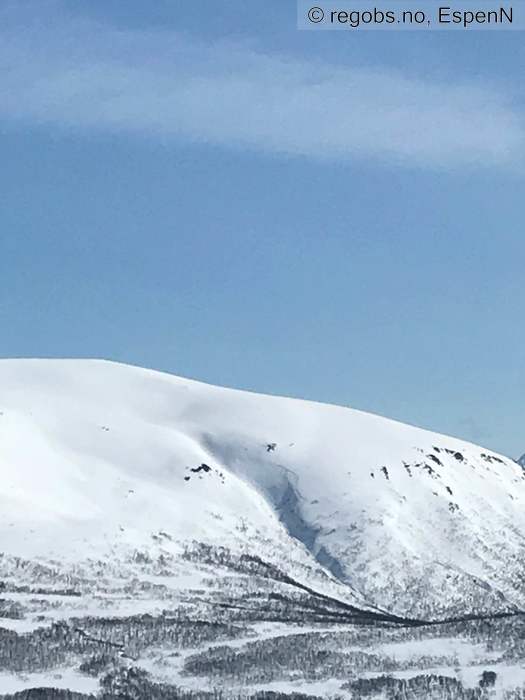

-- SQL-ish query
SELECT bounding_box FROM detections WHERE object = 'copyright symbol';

[308,6,324,23]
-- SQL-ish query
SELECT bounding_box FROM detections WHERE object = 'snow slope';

[1,359,524,619]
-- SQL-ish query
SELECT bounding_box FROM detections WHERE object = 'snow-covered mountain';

[518,454,525,468]
[1,359,524,622]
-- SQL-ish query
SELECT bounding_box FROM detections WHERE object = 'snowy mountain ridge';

[1,358,524,623]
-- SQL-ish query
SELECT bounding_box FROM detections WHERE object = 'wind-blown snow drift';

[1,359,524,619]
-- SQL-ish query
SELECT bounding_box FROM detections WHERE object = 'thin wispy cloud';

[1,7,523,169]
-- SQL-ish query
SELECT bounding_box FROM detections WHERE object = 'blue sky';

[1,0,523,456]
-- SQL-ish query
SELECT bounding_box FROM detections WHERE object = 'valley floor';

[2,558,525,700]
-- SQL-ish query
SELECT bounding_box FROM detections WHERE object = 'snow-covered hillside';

[1,359,524,621]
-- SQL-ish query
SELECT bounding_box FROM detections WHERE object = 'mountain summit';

[1,359,524,622]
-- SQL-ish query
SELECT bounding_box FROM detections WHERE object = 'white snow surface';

[1,359,524,618]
